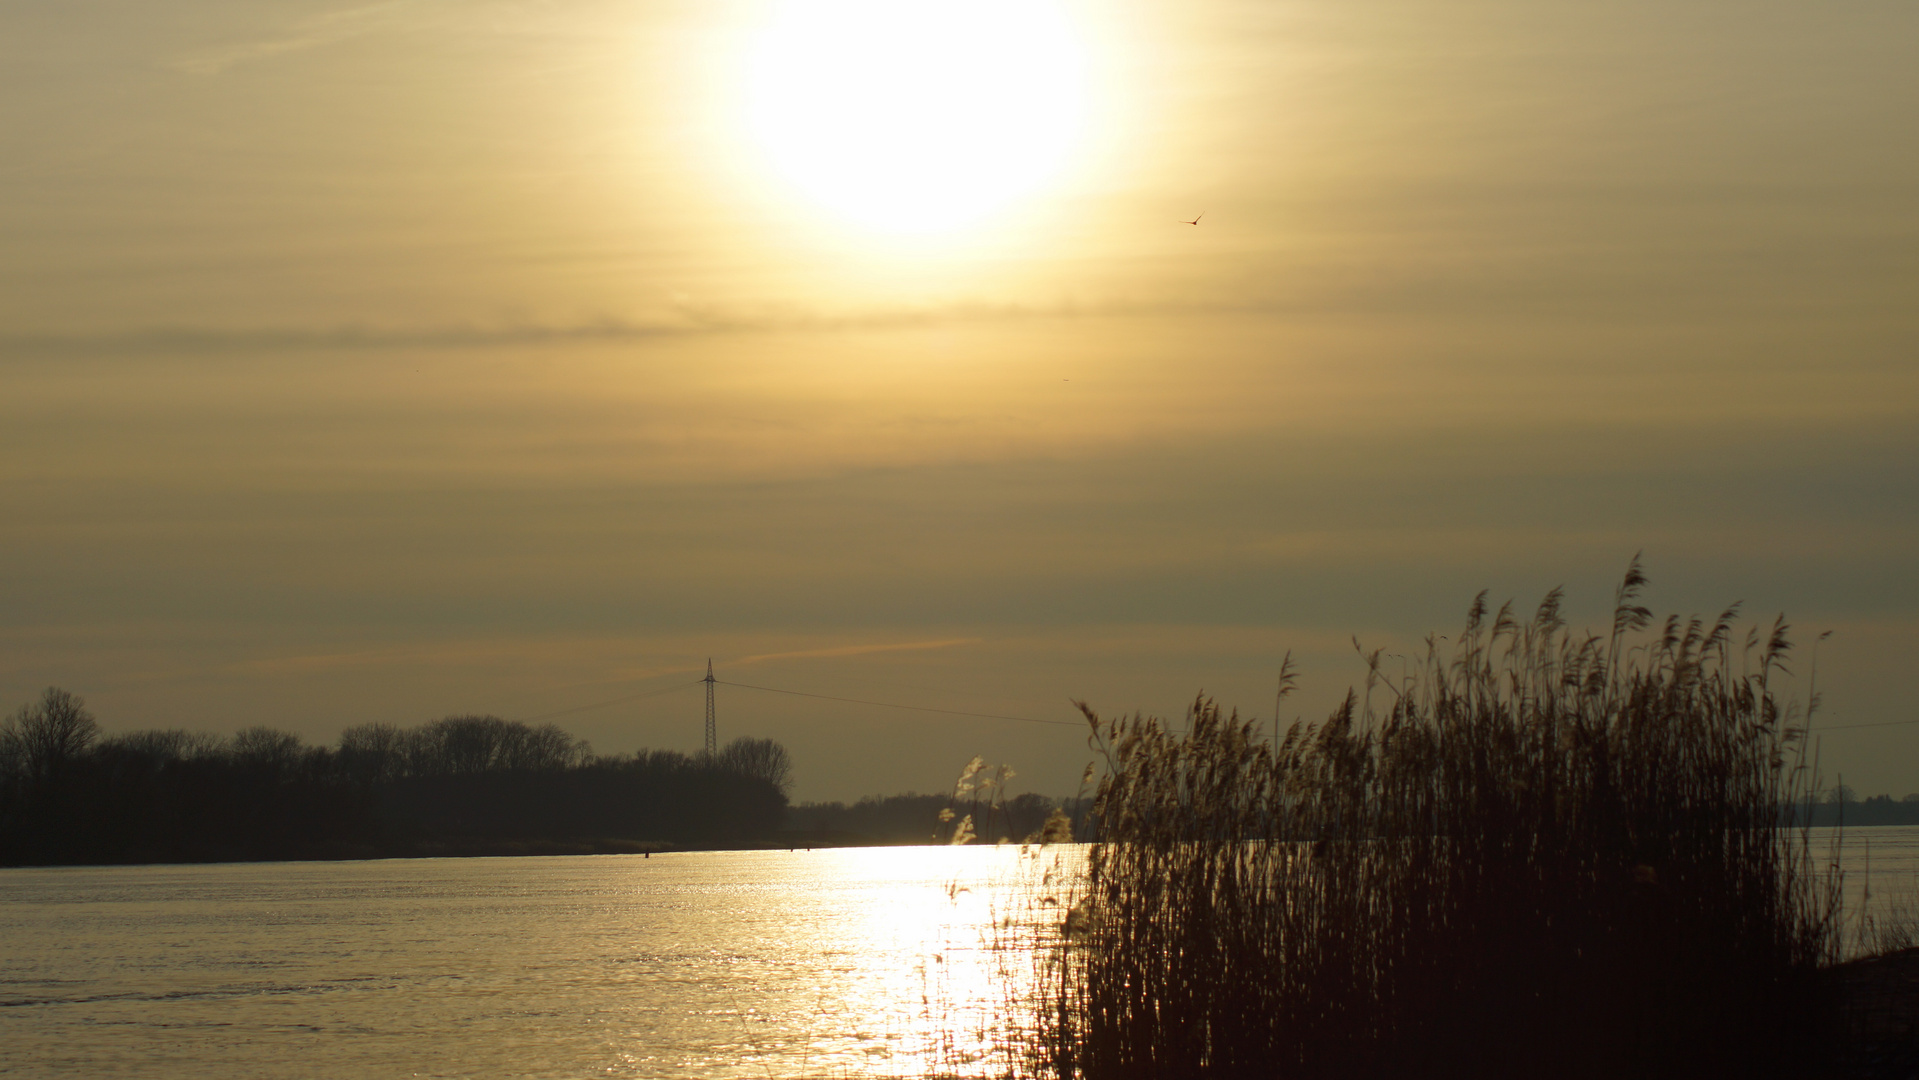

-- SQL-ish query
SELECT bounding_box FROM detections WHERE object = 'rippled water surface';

[1821,825,1919,955]
[1,846,1067,1079]
[7,830,1915,1078]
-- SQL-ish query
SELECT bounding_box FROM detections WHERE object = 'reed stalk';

[1035,561,1837,1079]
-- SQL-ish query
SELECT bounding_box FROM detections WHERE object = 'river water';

[5,829,1915,1079]
[0,845,1069,1079]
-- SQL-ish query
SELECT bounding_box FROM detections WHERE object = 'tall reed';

[1037,562,1837,1079]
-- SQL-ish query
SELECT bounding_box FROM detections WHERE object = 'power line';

[714,678,1083,728]
[1814,717,1919,733]
[521,673,1909,740]
[509,673,1083,732]
[515,679,700,724]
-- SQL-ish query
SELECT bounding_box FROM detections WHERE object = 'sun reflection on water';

[779,843,1079,1078]
[0,846,1091,1079]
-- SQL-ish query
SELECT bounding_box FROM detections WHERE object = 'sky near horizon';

[3,0,1915,802]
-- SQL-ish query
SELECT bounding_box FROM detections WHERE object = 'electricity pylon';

[703,658,717,757]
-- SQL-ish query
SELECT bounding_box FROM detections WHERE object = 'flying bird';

[1181,212,1203,225]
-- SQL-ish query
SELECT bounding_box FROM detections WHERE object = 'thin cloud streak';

[169,1,426,76]
[0,299,1250,357]
[734,639,982,666]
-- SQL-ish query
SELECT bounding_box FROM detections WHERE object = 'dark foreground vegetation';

[0,701,792,865]
[1034,564,1849,1080]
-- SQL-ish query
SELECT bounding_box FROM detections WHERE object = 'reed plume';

[1035,559,1836,1079]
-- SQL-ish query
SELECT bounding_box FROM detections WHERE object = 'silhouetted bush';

[715,736,794,795]
[0,706,789,865]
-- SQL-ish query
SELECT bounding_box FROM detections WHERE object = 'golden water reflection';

[5,836,1916,1076]
[0,845,1087,1079]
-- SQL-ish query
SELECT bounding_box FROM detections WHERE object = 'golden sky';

[3,0,1915,800]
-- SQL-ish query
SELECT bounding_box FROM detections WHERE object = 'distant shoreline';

[0,829,958,869]
[6,819,1914,872]
[1801,802,1919,828]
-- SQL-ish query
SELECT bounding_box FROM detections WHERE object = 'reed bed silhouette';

[1033,562,1839,1080]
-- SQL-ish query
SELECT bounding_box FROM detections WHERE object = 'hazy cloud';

[734,640,983,666]
[5,0,1915,801]
[169,1,426,75]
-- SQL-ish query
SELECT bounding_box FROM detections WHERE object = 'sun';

[741,0,1089,235]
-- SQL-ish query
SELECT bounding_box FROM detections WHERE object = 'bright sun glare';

[744,0,1089,235]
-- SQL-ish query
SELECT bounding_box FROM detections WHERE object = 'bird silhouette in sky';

[1181,212,1203,225]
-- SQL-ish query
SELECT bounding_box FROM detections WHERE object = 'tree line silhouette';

[0,687,793,866]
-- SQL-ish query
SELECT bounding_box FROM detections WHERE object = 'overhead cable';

[516,679,700,723]
[1813,717,1919,733]
[715,678,1083,728]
